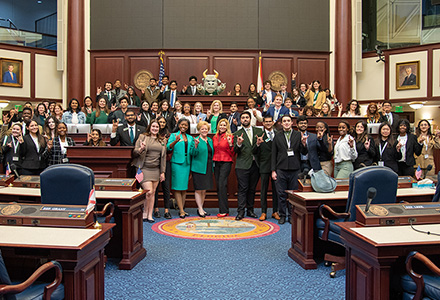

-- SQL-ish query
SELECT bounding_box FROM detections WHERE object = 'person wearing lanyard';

[18,120,48,175]
[2,123,23,173]
[271,115,308,224]
[395,119,422,176]
[415,119,440,176]
[374,123,401,173]
[46,122,76,165]
[333,121,358,178]
[304,80,326,110]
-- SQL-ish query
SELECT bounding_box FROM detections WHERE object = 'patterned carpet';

[104,208,345,299]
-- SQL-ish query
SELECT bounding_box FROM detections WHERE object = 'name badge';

[62,158,69,163]
[265,138,271,142]
[424,154,429,159]
[287,149,294,157]
[12,156,19,161]
[378,161,384,166]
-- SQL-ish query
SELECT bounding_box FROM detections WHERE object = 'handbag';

[310,169,337,193]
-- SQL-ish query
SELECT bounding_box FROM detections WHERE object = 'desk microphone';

[10,164,20,180]
[364,187,377,213]
[423,164,433,179]
[302,168,309,185]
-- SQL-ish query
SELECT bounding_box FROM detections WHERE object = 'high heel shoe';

[197,210,206,218]
[180,213,186,219]
[146,219,155,223]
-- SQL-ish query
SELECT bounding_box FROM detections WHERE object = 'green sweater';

[86,111,109,124]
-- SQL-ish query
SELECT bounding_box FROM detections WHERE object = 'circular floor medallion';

[152,216,279,240]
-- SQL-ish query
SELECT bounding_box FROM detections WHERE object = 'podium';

[67,146,134,178]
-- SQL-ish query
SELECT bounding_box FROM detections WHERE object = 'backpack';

[310,169,337,193]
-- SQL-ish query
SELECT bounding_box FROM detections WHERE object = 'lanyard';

[379,142,388,159]
[285,131,291,148]
[425,136,429,151]
[11,137,19,154]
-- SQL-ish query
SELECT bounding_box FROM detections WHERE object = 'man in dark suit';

[271,115,308,224]
[253,116,279,221]
[401,67,417,86]
[260,80,277,106]
[181,76,201,96]
[227,101,241,133]
[234,111,263,220]
[110,110,145,146]
[162,80,179,108]
[379,101,400,134]
[279,82,292,102]
[96,81,117,108]
[263,94,290,122]
[3,64,17,83]
[296,115,322,177]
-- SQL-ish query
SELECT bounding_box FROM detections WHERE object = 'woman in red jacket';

[213,118,235,217]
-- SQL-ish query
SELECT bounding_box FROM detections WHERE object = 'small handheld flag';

[415,165,422,180]
[5,163,11,176]
[135,167,144,183]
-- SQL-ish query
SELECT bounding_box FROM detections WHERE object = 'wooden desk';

[0,224,114,300]
[0,187,146,270]
[338,222,440,300]
[66,146,134,178]
[287,188,436,270]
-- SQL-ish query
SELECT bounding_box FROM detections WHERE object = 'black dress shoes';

[153,211,160,218]
[287,216,291,224]
[164,212,172,219]
[246,211,258,218]
[278,216,286,224]
[235,214,244,220]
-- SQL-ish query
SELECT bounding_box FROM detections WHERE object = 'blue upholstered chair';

[0,250,64,300]
[40,164,94,206]
[401,251,440,300]
[40,164,114,223]
[316,166,398,277]
[432,172,440,202]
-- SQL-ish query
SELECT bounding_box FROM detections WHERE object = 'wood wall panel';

[90,50,330,103]
[166,56,209,89]
[262,57,293,89]
[94,57,124,92]
[128,56,160,94]
[213,57,256,94]
[297,57,329,91]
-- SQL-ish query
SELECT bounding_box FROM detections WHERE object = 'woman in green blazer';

[191,121,214,218]
[167,118,194,218]
[86,97,110,124]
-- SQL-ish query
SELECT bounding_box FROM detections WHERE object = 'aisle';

[104,208,345,300]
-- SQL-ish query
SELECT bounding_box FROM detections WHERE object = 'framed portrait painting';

[396,61,419,91]
[0,58,23,88]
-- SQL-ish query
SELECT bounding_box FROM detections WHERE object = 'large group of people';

[1,75,438,224]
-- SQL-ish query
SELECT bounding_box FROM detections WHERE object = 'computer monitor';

[76,124,91,133]
[66,124,77,133]
[367,123,381,134]
[92,124,111,134]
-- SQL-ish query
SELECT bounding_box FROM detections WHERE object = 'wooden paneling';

[297,57,330,90]
[213,57,256,93]
[262,57,293,88]
[90,50,330,103]
[93,57,124,92]
[166,56,209,89]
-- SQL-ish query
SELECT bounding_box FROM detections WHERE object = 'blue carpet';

[105,208,345,299]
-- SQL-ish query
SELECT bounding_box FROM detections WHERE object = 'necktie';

[10,72,13,81]
[268,131,273,141]
[129,127,134,144]
[107,91,111,100]
[246,128,253,145]
[170,91,175,107]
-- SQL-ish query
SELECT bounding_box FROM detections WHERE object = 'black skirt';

[193,144,213,190]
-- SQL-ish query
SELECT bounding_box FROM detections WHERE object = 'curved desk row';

[287,187,436,270]
[0,186,146,270]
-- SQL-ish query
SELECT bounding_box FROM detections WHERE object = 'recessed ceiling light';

[37,0,42,3]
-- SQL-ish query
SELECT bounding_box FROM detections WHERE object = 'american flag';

[257,51,263,91]
[86,188,96,213]
[5,163,10,176]
[135,167,144,183]
[158,51,165,87]
[415,165,422,180]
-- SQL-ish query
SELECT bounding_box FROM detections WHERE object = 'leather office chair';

[0,251,64,300]
[316,166,398,277]
[432,171,440,202]
[401,251,440,300]
[40,164,94,205]
[40,164,114,223]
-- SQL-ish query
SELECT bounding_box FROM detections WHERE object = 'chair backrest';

[433,171,440,202]
[346,166,398,221]
[40,164,94,205]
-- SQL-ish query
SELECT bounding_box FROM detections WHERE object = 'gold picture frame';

[0,58,23,88]
[396,61,419,91]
